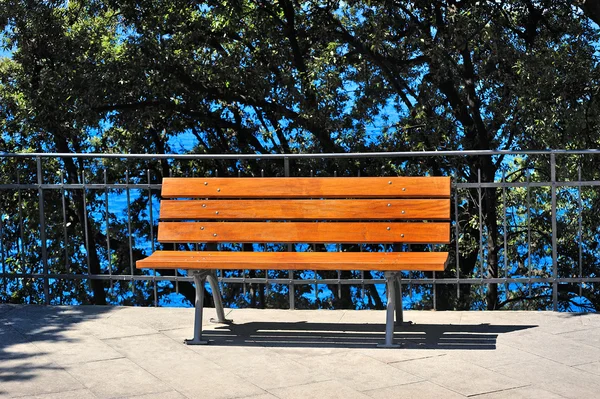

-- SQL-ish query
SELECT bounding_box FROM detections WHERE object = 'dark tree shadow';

[203,321,538,349]
[0,305,114,395]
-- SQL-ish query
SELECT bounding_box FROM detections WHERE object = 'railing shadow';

[204,321,537,349]
[0,305,114,396]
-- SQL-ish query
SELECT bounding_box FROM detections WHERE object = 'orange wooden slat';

[157,222,450,244]
[160,199,450,220]
[161,177,451,198]
[136,251,449,272]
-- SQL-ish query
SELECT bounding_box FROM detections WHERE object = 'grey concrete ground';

[1,305,600,399]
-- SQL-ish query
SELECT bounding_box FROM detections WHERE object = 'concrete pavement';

[1,305,599,398]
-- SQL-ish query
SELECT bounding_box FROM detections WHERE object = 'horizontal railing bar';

[0,184,163,190]
[2,149,600,160]
[455,181,600,188]
[2,273,599,285]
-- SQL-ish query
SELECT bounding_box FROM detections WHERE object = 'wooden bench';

[137,176,451,347]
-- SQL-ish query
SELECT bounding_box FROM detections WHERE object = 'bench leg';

[184,272,210,345]
[394,275,412,327]
[207,271,232,324]
[378,272,401,348]
[394,276,403,324]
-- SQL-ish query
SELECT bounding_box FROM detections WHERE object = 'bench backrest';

[157,177,451,246]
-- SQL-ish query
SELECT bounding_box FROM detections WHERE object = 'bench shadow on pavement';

[203,321,537,349]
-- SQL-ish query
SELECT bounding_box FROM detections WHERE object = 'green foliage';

[1,1,599,310]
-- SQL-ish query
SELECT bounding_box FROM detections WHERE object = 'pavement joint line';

[157,326,199,332]
[572,360,600,367]
[64,355,127,365]
[264,379,337,394]
[572,365,600,380]
[97,331,162,339]
[114,387,185,399]
[464,384,532,398]
[357,378,434,394]
[385,353,448,364]
[425,378,474,398]
[101,332,164,341]
[102,307,126,320]
[232,390,283,399]
[554,326,599,335]
[8,386,99,399]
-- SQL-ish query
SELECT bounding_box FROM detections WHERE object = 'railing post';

[0,212,5,296]
[284,156,294,310]
[37,156,50,305]
[551,153,558,311]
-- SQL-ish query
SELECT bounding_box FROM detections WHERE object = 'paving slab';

[574,361,600,376]
[459,311,544,328]
[392,322,524,350]
[19,328,125,366]
[270,346,352,362]
[234,394,279,399]
[0,304,18,317]
[362,380,465,399]
[0,323,38,359]
[354,346,445,364]
[104,333,266,399]
[229,308,347,323]
[557,327,600,348]
[116,305,223,331]
[163,319,382,348]
[12,388,97,399]
[580,313,600,327]
[493,359,600,399]
[0,354,85,398]
[122,391,188,399]
[5,305,118,328]
[3,306,600,399]
[339,309,463,325]
[391,354,523,396]
[291,351,422,392]
[65,357,172,398]
[535,312,593,334]
[442,343,542,369]
[499,328,600,366]
[474,386,565,399]
[75,308,161,339]
[267,380,371,399]
[190,345,329,390]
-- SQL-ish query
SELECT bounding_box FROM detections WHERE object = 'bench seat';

[138,250,449,271]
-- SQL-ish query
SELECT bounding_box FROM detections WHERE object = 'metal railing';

[0,149,599,312]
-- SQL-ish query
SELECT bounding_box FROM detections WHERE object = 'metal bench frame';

[185,269,408,348]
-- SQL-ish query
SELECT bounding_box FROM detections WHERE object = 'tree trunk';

[55,137,107,305]
[481,157,500,310]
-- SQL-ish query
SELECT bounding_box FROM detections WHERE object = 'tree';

[1,0,599,310]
